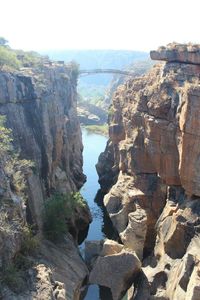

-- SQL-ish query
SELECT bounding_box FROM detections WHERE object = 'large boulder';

[89,243,141,300]
[101,239,124,256]
[85,240,104,267]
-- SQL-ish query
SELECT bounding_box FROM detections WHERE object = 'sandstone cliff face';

[97,44,200,299]
[0,65,86,229]
[0,64,90,300]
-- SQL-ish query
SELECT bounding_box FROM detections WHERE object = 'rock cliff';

[97,43,200,299]
[0,64,91,299]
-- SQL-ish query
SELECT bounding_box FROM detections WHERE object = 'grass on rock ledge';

[84,124,108,136]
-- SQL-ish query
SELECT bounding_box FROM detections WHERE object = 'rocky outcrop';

[151,43,200,64]
[77,102,107,125]
[89,239,141,300]
[0,64,90,230]
[1,237,89,300]
[97,43,200,299]
[0,64,91,299]
[103,59,154,111]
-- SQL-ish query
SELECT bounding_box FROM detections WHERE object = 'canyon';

[1,43,200,300]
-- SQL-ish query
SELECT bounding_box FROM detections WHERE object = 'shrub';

[72,191,87,208]
[0,116,36,292]
[14,253,33,271]
[43,192,86,242]
[0,265,26,293]
[84,124,108,136]
[5,156,34,195]
[108,105,115,117]
[0,37,8,46]
[20,226,39,256]
[67,60,80,80]
[0,115,12,157]
[15,50,48,67]
[0,46,21,70]
[0,225,39,292]
[0,115,34,196]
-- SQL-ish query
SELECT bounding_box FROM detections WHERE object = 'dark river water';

[80,128,127,300]
[80,128,111,300]
[81,128,107,241]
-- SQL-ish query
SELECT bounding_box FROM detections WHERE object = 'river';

[80,128,127,300]
[80,128,112,300]
[81,128,107,242]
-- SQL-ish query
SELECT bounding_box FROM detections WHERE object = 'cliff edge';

[0,63,91,300]
[97,43,200,299]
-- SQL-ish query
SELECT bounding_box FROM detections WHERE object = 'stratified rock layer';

[0,65,86,229]
[0,64,90,300]
[97,43,200,299]
[150,43,200,65]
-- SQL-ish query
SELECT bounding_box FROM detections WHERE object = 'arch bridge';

[78,69,135,76]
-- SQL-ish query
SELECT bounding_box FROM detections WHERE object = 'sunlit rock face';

[0,65,86,228]
[150,43,200,64]
[98,43,200,299]
[0,64,90,300]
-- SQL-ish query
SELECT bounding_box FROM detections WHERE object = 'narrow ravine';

[81,128,107,241]
[80,128,127,300]
[80,128,108,299]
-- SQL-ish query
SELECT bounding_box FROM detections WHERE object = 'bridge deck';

[79,68,135,76]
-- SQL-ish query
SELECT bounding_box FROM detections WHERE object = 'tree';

[0,46,21,70]
[0,37,8,46]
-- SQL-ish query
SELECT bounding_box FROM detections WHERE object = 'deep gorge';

[1,43,200,300]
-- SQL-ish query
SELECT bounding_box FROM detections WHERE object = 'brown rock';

[98,43,200,299]
[150,43,200,65]
[120,205,147,260]
[0,65,87,230]
[89,249,141,300]
[85,240,104,266]
[185,259,200,300]
[178,86,200,196]
[0,64,90,300]
[39,238,89,300]
[101,239,124,256]
[104,172,166,255]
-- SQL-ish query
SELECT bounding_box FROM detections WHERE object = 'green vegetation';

[15,49,49,68]
[0,46,21,70]
[5,155,34,195]
[0,37,49,71]
[20,226,39,256]
[78,83,106,103]
[43,192,86,242]
[84,124,108,136]
[0,37,8,46]
[0,226,39,293]
[66,60,80,80]
[0,116,38,292]
[108,105,115,117]
[0,115,12,156]
[0,115,34,196]
[0,264,26,293]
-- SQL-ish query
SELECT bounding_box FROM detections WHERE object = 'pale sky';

[0,0,199,51]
